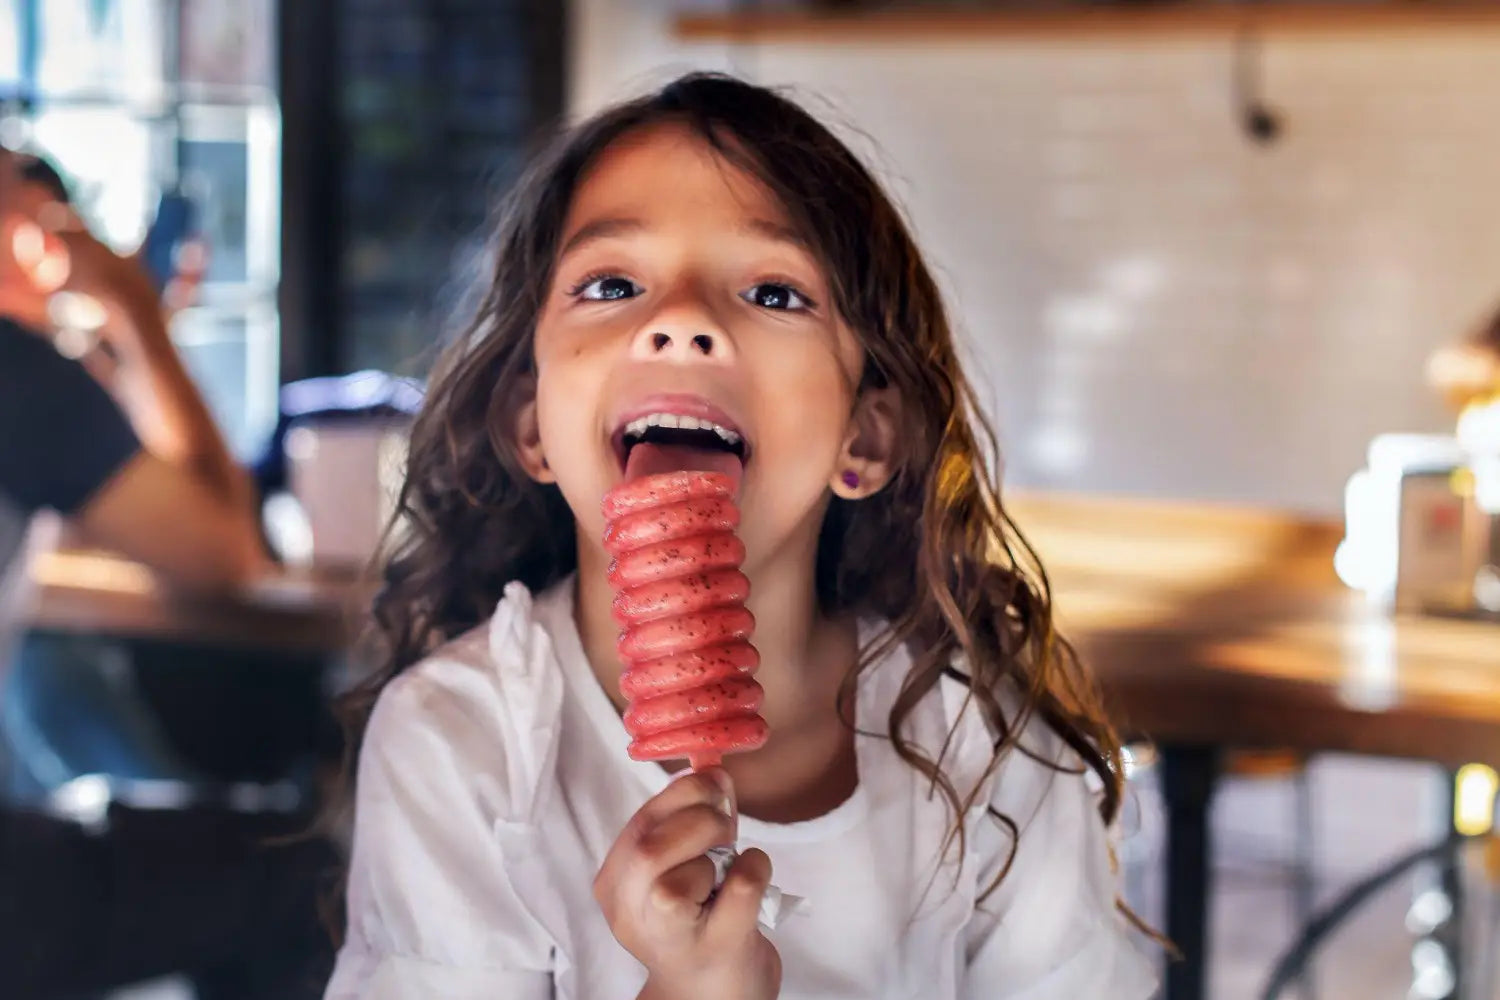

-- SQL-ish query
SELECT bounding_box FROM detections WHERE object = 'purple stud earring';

[841,470,860,489]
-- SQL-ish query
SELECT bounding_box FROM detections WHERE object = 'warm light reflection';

[1204,614,1500,708]
[1021,520,1283,590]
[1454,764,1498,838]
[1336,615,1398,713]
[1049,588,1179,631]
[30,551,157,595]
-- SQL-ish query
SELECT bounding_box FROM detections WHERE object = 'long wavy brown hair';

[340,72,1126,900]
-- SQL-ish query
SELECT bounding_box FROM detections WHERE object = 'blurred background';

[4,1,1500,999]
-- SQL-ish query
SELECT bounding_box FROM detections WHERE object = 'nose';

[628,294,734,364]
[632,329,721,359]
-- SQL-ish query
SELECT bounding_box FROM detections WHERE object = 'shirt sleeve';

[324,665,555,1000]
[960,739,1158,1000]
[0,326,139,515]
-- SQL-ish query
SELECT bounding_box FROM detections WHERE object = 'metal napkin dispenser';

[1337,434,1497,617]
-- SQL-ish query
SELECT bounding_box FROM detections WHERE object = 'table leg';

[1160,745,1220,1000]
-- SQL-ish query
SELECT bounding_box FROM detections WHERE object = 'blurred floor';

[110,756,1481,1000]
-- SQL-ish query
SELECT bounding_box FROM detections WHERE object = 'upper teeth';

[623,412,742,447]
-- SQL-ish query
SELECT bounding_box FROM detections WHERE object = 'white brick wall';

[571,2,1500,514]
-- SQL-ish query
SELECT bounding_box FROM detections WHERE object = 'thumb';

[704,847,772,943]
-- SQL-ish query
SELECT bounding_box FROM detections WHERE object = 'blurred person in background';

[2,155,340,821]
[0,152,262,798]
[0,148,332,999]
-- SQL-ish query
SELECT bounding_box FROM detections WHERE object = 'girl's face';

[521,123,891,569]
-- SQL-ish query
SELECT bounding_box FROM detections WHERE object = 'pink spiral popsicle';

[602,471,768,770]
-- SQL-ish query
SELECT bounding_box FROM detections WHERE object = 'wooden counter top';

[28,549,365,653]
[1009,493,1500,767]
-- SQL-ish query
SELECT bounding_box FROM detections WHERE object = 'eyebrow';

[557,215,811,260]
[741,217,809,249]
[558,216,646,258]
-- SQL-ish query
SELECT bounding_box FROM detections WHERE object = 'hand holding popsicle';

[594,769,781,1000]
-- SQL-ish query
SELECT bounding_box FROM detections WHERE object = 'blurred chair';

[1258,834,1489,1000]
[1260,767,1500,1000]
[2,631,327,826]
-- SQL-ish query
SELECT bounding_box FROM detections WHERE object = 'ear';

[511,375,555,484]
[830,385,900,500]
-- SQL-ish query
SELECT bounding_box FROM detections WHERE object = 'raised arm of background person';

[0,316,266,593]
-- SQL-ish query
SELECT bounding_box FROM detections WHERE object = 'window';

[2,0,278,456]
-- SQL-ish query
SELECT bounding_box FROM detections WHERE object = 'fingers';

[175,238,209,276]
[35,199,81,233]
[597,798,735,912]
[705,847,773,943]
[646,854,718,923]
[595,768,737,920]
[163,240,208,313]
[12,218,70,293]
[638,802,735,871]
[625,768,736,841]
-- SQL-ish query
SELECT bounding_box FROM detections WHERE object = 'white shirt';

[327,579,1156,1000]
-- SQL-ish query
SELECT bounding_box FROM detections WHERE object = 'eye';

[742,282,813,312]
[574,275,642,301]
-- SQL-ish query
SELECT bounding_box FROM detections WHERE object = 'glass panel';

[171,301,278,458]
[179,103,280,287]
[180,136,249,284]
[0,1,21,92]
[36,0,166,102]
[173,308,248,454]
[244,103,281,288]
[28,107,153,247]
[179,0,274,92]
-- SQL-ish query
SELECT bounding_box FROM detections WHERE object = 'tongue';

[624,443,744,491]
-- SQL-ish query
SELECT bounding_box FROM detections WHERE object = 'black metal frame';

[1161,745,1220,1000]
[276,0,341,383]
[1259,835,1470,1000]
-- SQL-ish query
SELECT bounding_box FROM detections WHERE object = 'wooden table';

[43,497,1497,759]
[26,549,363,652]
[1011,494,1500,766]
[1009,493,1500,1000]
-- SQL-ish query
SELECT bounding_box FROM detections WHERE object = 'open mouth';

[613,410,750,482]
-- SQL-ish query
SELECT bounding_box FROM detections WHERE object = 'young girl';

[326,73,1156,1000]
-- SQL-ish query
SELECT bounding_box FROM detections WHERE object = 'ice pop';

[602,469,768,770]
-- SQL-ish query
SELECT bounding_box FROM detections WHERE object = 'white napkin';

[705,845,804,929]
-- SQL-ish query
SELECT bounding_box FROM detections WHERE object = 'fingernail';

[709,768,736,820]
